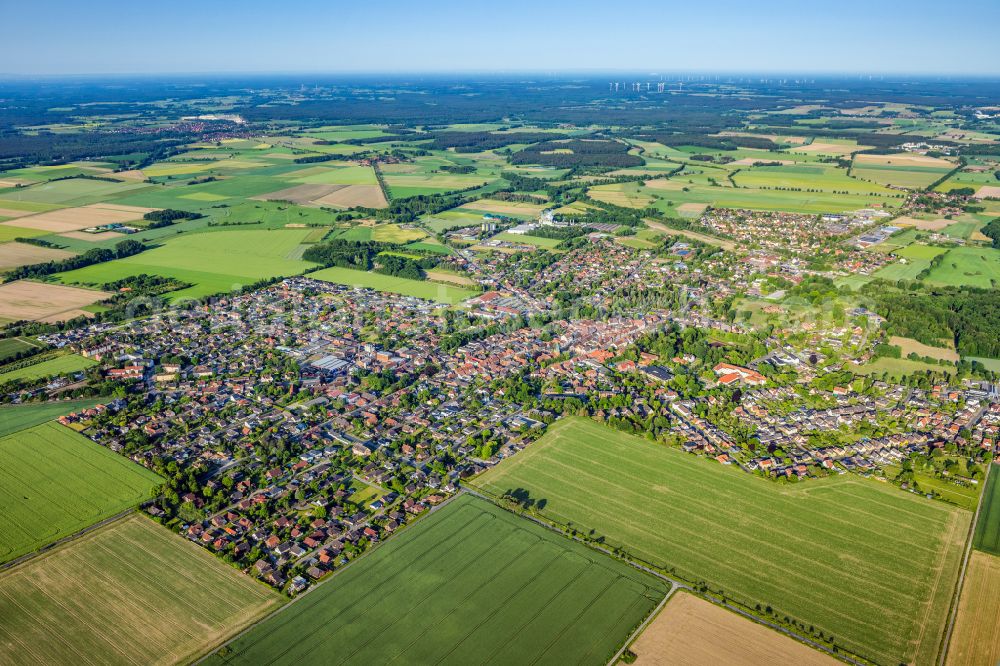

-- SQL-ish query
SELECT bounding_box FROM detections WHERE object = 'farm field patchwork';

[205,494,668,666]
[471,417,969,666]
[57,228,318,301]
[0,514,281,665]
[3,178,150,206]
[0,422,162,564]
[945,551,1000,666]
[310,266,477,305]
[630,591,838,666]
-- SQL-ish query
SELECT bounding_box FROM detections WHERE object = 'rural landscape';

[2,1,1000,665]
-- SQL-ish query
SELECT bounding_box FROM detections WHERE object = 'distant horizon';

[2,70,1000,81]
[4,0,998,77]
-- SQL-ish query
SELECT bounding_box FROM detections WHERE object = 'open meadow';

[630,591,838,666]
[0,422,162,564]
[310,265,477,305]
[0,352,95,385]
[0,514,281,665]
[925,246,1000,289]
[205,494,667,666]
[57,228,318,301]
[471,417,969,666]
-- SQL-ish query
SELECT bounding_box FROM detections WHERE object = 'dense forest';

[303,239,438,279]
[511,139,642,168]
[865,285,1000,358]
[643,133,778,151]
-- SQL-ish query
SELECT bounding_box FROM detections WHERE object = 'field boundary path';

[0,507,134,573]
[937,461,995,666]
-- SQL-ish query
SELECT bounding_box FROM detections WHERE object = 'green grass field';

[0,353,95,385]
[0,513,281,665]
[0,398,105,438]
[471,417,968,666]
[853,356,955,379]
[0,422,163,564]
[4,178,150,206]
[205,494,667,666]
[0,337,40,363]
[310,266,477,304]
[925,247,1000,289]
[57,228,317,301]
[972,465,1000,557]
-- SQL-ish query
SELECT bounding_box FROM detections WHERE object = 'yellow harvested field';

[719,132,807,145]
[631,592,838,666]
[946,552,1000,666]
[975,185,1000,200]
[553,201,598,215]
[644,178,685,191]
[0,179,32,188]
[855,153,956,168]
[892,216,952,231]
[425,270,476,286]
[0,208,35,219]
[677,202,708,216]
[790,142,866,155]
[4,203,155,233]
[463,199,548,216]
[0,243,75,273]
[589,184,655,208]
[108,170,147,182]
[313,184,387,209]
[970,231,992,243]
[0,280,109,322]
[252,183,345,206]
[889,336,960,362]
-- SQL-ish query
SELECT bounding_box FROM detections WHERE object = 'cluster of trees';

[14,237,64,249]
[439,164,475,174]
[373,253,434,280]
[303,238,439,279]
[358,189,479,223]
[525,225,594,241]
[142,208,203,228]
[6,239,145,281]
[864,284,1000,358]
[981,218,1000,248]
[644,133,778,151]
[511,140,642,168]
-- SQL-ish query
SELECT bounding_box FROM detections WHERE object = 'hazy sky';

[3,0,999,76]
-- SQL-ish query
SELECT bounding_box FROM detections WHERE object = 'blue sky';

[3,0,999,76]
